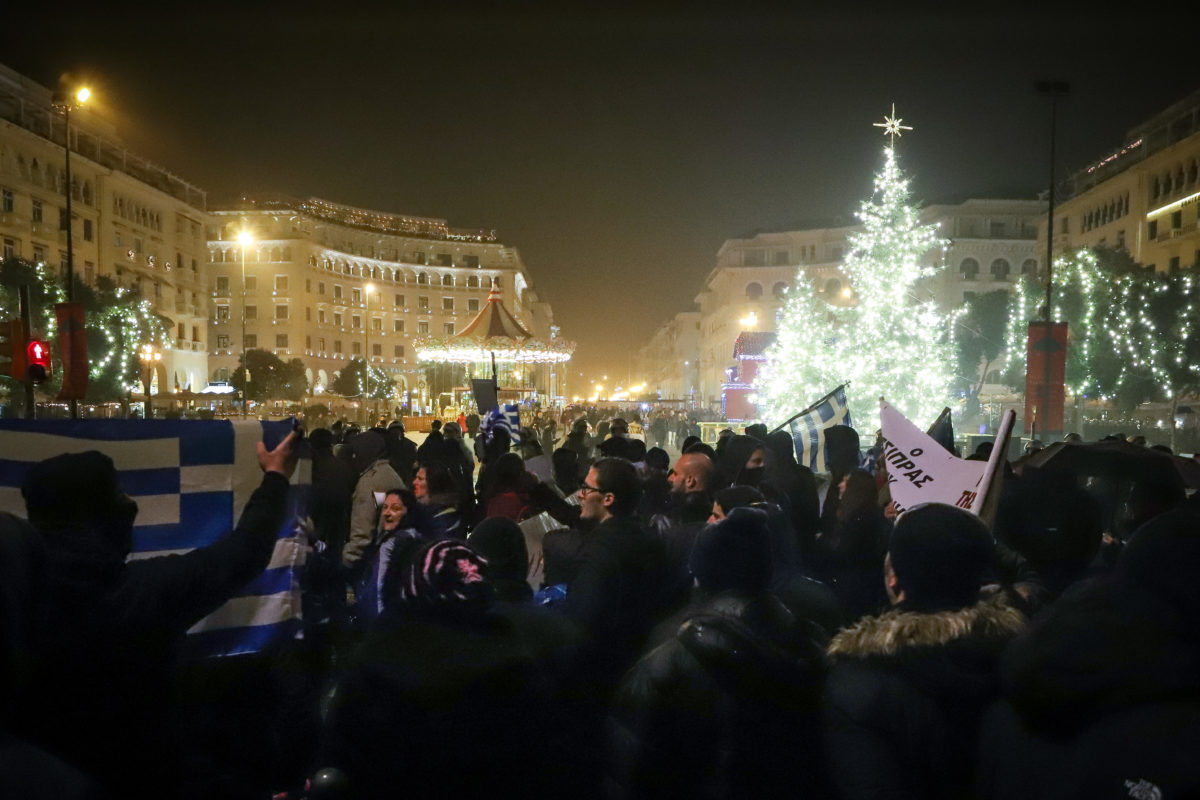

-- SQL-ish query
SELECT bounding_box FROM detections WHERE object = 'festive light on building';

[758,133,955,433]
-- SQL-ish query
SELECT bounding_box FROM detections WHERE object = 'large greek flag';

[482,404,522,444]
[0,418,310,658]
[787,385,854,473]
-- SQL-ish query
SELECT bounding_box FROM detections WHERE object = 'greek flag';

[787,385,854,473]
[0,418,310,658]
[483,404,522,444]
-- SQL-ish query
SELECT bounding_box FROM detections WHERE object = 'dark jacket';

[319,601,584,798]
[610,593,827,799]
[981,535,1200,800]
[17,472,289,796]
[823,594,1026,800]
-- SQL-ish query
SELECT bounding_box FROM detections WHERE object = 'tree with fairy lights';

[1,258,171,410]
[330,357,394,402]
[758,107,956,433]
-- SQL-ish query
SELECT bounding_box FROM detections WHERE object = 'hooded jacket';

[823,594,1026,800]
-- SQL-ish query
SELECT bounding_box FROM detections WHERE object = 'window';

[2,238,15,260]
[318,309,326,324]
[959,258,980,280]
[83,219,93,241]
[414,251,426,264]
[394,345,405,357]
[352,315,361,330]
[418,296,429,311]
[743,250,765,266]
[245,305,257,320]
[216,305,230,322]
[773,251,789,266]
[192,326,199,342]
[464,255,479,268]
[492,276,503,289]
[436,253,452,266]
[245,276,257,291]
[1148,220,1158,240]
[467,275,479,288]
[334,285,343,299]
[1060,218,1068,234]
[745,282,763,300]
[334,340,342,354]
[1,189,13,212]
[32,199,42,222]
[772,281,788,298]
[372,343,382,356]
[306,279,311,292]
[1173,210,1183,230]
[468,299,480,312]
[990,259,1011,281]
[441,274,453,287]
[1169,256,1181,273]
[1021,259,1038,275]
[418,321,429,334]
[417,272,428,285]
[1117,230,1126,248]
[33,245,45,264]
[372,318,381,332]
[352,288,361,303]
[217,334,230,348]
[443,322,455,335]
[275,305,288,320]
[352,342,361,355]
[275,275,288,291]
[306,307,311,321]
[334,312,342,327]
[305,336,311,349]
[443,297,454,311]
[276,334,288,348]
[318,337,325,351]
[319,282,326,295]
[394,319,405,333]
[245,334,257,348]
[394,293,404,307]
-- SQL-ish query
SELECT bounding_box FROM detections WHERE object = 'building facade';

[207,197,562,412]
[641,199,1043,411]
[1046,88,1200,274]
[0,63,211,394]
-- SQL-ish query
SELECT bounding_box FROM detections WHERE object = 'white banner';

[879,401,987,514]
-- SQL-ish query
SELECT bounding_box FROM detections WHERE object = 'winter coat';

[344,458,404,567]
[610,593,827,799]
[17,473,289,796]
[319,601,584,799]
[981,556,1200,799]
[823,594,1026,800]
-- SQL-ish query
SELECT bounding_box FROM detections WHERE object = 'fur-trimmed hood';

[828,594,1026,660]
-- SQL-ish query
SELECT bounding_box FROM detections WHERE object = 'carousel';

[414,287,574,408]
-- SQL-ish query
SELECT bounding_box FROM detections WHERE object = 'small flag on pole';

[482,404,522,445]
[787,385,854,473]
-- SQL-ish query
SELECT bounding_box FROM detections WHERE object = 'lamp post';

[139,343,161,419]
[1036,79,1070,438]
[51,85,91,420]
[364,282,374,424]
[238,229,254,417]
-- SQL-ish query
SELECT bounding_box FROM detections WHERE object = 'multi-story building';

[207,196,561,412]
[642,199,1043,410]
[0,63,211,393]
[637,310,701,401]
[1047,88,1200,273]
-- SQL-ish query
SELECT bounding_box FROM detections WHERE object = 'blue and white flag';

[482,404,522,444]
[0,418,310,658]
[787,385,854,473]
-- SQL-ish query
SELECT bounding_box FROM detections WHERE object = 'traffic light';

[2,320,27,380]
[26,338,52,383]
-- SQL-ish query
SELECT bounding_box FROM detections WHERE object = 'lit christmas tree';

[758,108,956,433]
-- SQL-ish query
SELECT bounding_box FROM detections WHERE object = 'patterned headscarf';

[398,539,492,610]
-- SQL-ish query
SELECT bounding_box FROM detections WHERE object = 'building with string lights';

[1045,88,1200,274]
[0,62,212,398]
[206,196,565,413]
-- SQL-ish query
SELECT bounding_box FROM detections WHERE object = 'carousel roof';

[415,287,575,364]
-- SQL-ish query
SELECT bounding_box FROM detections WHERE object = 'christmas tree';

[758,110,956,433]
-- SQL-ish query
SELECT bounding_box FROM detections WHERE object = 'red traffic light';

[26,339,51,382]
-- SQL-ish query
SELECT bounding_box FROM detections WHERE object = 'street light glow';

[237,230,254,246]
[365,282,375,295]
[76,87,91,104]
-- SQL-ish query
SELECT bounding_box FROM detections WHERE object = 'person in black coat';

[810,469,889,622]
[979,507,1200,800]
[610,507,827,799]
[823,503,1026,800]
[761,429,820,553]
[319,539,583,799]
[383,420,418,487]
[13,432,298,798]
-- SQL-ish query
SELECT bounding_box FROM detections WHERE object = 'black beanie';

[689,507,773,595]
[1119,508,1200,620]
[889,503,994,612]
[467,517,528,585]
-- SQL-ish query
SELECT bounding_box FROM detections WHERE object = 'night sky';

[4,6,1196,388]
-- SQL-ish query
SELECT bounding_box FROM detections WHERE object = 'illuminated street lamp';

[364,282,374,424]
[238,229,254,417]
[139,343,162,419]
[51,84,91,419]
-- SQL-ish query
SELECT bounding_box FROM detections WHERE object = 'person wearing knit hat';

[689,507,773,596]
[823,502,1025,800]
[394,539,492,612]
[468,517,532,603]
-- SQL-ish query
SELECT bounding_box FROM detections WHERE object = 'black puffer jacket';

[610,593,827,799]
[823,594,1026,800]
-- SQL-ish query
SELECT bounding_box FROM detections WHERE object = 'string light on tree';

[759,107,956,432]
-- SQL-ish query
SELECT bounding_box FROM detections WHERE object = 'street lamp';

[139,343,161,419]
[51,84,91,420]
[238,229,254,417]
[364,282,374,424]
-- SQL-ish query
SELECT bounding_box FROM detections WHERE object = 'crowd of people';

[1,410,1198,799]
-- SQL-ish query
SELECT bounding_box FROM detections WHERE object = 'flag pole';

[768,383,848,435]
[970,409,1015,525]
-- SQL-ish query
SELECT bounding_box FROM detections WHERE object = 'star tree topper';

[873,103,912,147]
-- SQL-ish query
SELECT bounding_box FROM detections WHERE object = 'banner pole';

[970,409,1015,522]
